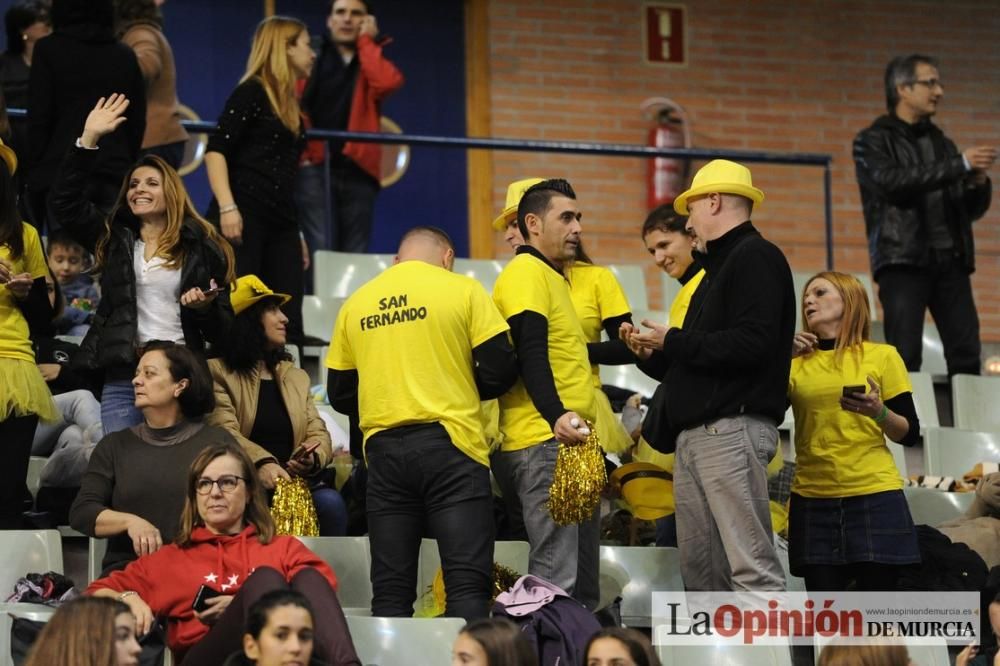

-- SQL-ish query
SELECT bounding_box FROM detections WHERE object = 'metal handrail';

[7,108,836,268]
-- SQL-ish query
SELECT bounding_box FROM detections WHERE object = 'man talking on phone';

[298,0,404,254]
[326,226,516,620]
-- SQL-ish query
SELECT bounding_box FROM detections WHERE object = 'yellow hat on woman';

[230,274,290,316]
[0,138,18,175]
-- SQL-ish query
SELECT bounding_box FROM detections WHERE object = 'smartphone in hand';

[192,584,222,612]
[290,440,321,463]
[842,385,866,397]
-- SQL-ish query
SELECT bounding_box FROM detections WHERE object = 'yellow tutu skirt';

[0,357,59,422]
[593,389,633,455]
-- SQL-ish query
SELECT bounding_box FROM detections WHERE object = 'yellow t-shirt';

[567,261,631,387]
[788,341,911,498]
[636,267,704,472]
[668,268,705,329]
[493,252,595,451]
[325,260,510,467]
[0,223,48,362]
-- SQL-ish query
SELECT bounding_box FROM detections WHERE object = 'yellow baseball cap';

[230,274,291,316]
[610,462,674,520]
[0,138,17,175]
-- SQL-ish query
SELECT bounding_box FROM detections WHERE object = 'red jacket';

[86,525,337,660]
[344,34,404,181]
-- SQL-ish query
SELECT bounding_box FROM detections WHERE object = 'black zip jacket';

[49,146,233,379]
[853,114,991,278]
[642,221,795,453]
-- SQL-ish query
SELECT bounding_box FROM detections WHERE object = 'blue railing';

[7,108,836,268]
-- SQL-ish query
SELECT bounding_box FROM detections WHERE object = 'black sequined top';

[207,78,305,228]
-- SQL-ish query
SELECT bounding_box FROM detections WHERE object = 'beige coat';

[207,358,332,468]
[121,23,189,148]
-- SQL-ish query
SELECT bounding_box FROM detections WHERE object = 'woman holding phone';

[87,441,359,665]
[787,271,920,592]
[49,93,235,433]
[207,275,346,535]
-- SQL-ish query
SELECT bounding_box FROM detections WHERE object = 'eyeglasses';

[911,79,943,89]
[195,475,245,495]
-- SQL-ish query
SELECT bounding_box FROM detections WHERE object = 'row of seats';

[0,530,954,666]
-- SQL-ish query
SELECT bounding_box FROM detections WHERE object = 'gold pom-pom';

[492,563,519,601]
[415,562,522,618]
[271,477,319,536]
[547,421,607,526]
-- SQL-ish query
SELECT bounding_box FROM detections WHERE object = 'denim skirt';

[788,489,920,575]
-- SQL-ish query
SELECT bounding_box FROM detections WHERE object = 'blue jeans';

[329,161,379,253]
[295,163,332,256]
[312,485,348,536]
[32,389,102,456]
[366,423,494,620]
[492,440,601,610]
[674,415,785,591]
[100,380,143,436]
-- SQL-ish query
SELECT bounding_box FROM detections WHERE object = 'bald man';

[326,226,516,620]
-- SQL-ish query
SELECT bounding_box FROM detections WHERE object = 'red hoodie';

[86,525,337,661]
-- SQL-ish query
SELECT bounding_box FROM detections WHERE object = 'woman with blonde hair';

[205,15,315,347]
[49,93,236,433]
[788,271,920,592]
[24,596,142,666]
[86,440,359,665]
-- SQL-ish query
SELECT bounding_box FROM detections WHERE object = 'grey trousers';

[674,415,786,591]
[492,440,601,609]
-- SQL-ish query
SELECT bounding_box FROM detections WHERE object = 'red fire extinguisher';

[641,97,691,209]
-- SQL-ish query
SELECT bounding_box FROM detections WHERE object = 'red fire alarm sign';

[644,4,686,66]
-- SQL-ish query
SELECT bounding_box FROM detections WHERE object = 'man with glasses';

[853,54,995,375]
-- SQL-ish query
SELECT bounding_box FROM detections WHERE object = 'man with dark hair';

[491,178,600,609]
[623,160,793,591]
[854,54,995,374]
[326,226,516,620]
[299,0,403,254]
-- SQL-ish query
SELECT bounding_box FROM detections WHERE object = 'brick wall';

[485,0,1000,340]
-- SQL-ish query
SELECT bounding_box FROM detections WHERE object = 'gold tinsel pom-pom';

[271,477,319,536]
[415,563,522,617]
[547,421,607,526]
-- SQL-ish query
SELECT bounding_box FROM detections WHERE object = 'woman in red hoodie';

[86,440,360,666]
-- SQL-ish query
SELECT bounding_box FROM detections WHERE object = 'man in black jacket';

[854,54,994,375]
[623,160,793,591]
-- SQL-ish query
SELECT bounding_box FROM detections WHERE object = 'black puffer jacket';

[853,114,991,278]
[49,146,233,377]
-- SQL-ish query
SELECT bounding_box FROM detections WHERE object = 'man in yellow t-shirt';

[491,178,599,609]
[326,226,516,620]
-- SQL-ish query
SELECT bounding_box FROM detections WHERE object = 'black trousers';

[180,567,359,666]
[231,214,305,345]
[0,414,38,529]
[877,261,981,375]
[366,424,494,621]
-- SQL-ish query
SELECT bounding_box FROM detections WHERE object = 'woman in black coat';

[27,0,145,232]
[50,94,236,435]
